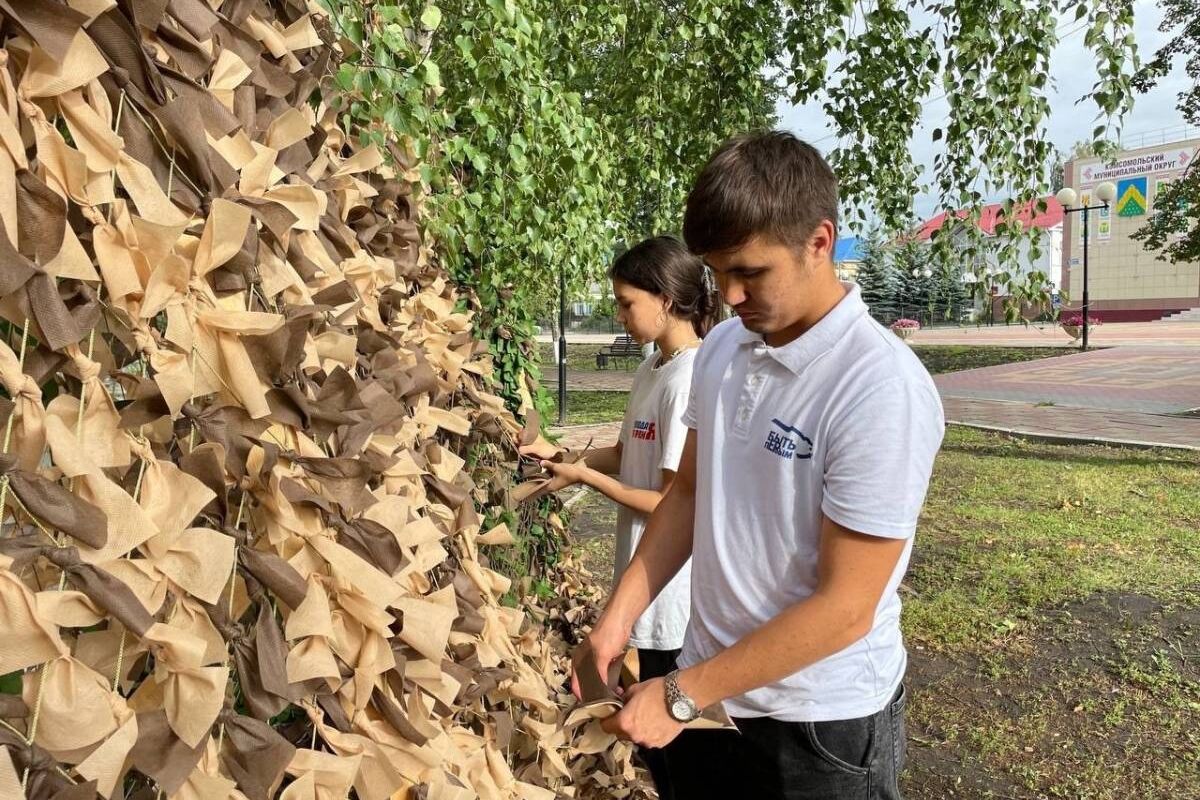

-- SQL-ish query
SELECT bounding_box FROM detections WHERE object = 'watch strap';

[664,669,700,722]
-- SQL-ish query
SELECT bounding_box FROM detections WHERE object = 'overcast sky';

[776,1,1195,225]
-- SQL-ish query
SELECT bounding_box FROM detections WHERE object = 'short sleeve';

[821,378,945,539]
[657,377,692,472]
[681,351,704,430]
[681,385,698,430]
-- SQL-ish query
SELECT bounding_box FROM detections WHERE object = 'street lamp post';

[1056,182,1116,352]
[557,261,567,425]
[911,267,932,325]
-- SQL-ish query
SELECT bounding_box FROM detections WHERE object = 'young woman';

[520,235,719,800]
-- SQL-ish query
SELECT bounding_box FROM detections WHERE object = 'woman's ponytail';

[608,235,723,338]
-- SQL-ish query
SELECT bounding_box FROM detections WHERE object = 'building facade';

[834,236,864,281]
[916,197,1064,321]
[1063,138,1200,321]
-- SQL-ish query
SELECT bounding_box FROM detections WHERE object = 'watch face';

[671,699,694,721]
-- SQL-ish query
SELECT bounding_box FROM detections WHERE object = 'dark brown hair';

[608,235,722,337]
[682,131,838,255]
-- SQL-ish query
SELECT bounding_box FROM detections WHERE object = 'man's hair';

[682,131,838,256]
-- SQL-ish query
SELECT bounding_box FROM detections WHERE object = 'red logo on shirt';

[632,420,656,441]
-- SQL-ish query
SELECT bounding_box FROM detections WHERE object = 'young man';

[574,131,945,799]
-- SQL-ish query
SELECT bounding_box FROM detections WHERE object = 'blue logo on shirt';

[764,419,813,460]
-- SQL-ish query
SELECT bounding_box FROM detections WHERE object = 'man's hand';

[570,616,631,700]
[600,678,685,748]
[518,440,560,461]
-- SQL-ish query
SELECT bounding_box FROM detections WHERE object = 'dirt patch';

[567,489,617,586]
[904,591,1200,799]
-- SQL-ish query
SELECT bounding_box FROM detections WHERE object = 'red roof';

[915,196,1064,241]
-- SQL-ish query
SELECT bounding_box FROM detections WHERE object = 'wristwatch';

[664,670,701,723]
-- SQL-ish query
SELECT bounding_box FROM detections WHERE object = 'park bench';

[595,335,642,369]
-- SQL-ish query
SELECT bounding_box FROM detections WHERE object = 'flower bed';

[891,318,920,340]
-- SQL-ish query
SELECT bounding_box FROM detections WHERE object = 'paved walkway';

[552,405,1200,452]
[550,344,1200,450]
[539,320,1200,348]
[912,320,1200,348]
[934,346,1200,414]
[942,398,1200,450]
[554,422,621,451]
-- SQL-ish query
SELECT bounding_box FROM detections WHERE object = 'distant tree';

[853,231,902,322]
[1050,148,1065,193]
[1131,0,1199,263]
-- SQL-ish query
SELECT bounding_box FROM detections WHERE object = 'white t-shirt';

[679,283,944,722]
[614,348,696,651]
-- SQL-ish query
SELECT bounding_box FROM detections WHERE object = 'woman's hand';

[540,460,586,492]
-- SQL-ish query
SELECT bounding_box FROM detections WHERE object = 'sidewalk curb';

[946,421,1200,452]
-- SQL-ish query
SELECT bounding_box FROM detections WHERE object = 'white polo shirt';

[679,283,944,722]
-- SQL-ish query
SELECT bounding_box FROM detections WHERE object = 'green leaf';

[423,60,441,87]
[420,5,442,30]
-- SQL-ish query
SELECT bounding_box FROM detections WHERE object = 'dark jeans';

[637,648,681,800]
[661,684,908,800]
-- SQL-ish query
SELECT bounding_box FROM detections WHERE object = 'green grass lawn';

[569,428,1200,799]
[909,345,1069,374]
[538,343,1069,386]
[544,345,1073,428]
[903,428,1200,799]
[537,343,630,372]
[547,391,630,426]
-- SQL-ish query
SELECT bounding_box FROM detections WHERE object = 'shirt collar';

[733,282,868,375]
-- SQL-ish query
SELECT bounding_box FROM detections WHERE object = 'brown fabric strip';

[23,345,68,388]
[128,710,205,795]
[237,547,307,610]
[154,24,212,80]
[0,398,13,443]
[334,516,404,577]
[243,314,310,383]
[252,599,296,703]
[217,709,295,800]
[242,198,299,247]
[0,454,108,549]
[0,0,88,62]
[262,388,308,431]
[0,537,152,634]
[370,687,429,746]
[0,215,83,351]
[214,596,293,721]
[575,647,623,705]
[0,727,79,800]
[15,169,66,265]
[125,0,170,31]
[250,56,296,99]
[229,631,289,722]
[87,7,169,104]
[422,473,470,510]
[166,0,219,39]
[47,546,154,635]
[179,403,268,481]
[179,443,229,519]
[0,694,28,719]
[47,779,101,800]
[150,94,235,195]
[292,456,374,513]
[313,690,351,733]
